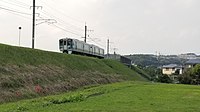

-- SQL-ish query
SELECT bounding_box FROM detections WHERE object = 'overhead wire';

[50,24,83,37]
[49,0,84,24]
[38,11,84,37]
[8,0,30,7]
[40,10,84,32]
[40,0,84,30]
[35,15,82,37]
[0,6,32,16]
[0,0,29,9]
[0,0,106,48]
[88,37,106,48]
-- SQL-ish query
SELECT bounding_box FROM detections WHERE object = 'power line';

[30,5,84,38]
[45,0,84,24]
[36,16,83,39]
[88,37,106,48]
[40,0,84,30]
[0,8,31,20]
[0,0,29,9]
[40,10,84,32]
[38,14,82,35]
[50,24,83,37]
[0,6,32,16]
[9,0,30,7]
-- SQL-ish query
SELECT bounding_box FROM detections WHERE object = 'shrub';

[49,93,86,104]
[157,75,172,83]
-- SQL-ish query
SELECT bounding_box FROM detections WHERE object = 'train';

[59,38,105,58]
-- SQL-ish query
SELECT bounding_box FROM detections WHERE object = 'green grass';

[1,81,200,112]
[131,65,151,80]
[0,44,146,103]
[0,44,143,77]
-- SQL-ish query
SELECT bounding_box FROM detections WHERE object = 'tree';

[192,64,200,76]
[158,75,172,83]
[191,64,200,84]
[178,70,192,84]
[178,64,200,85]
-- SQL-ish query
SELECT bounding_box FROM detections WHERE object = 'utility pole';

[18,27,22,46]
[107,39,110,58]
[113,48,118,59]
[32,0,36,49]
[84,23,87,43]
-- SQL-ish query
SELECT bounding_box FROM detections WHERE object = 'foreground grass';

[0,44,145,103]
[1,81,200,112]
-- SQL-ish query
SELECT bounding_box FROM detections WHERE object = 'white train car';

[59,38,104,58]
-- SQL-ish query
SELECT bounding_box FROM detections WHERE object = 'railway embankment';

[0,44,145,103]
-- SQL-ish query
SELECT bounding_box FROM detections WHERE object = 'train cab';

[59,38,73,54]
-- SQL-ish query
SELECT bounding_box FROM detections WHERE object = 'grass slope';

[1,81,200,112]
[131,66,151,80]
[0,44,145,103]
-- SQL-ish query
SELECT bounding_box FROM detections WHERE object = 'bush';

[49,93,86,104]
[178,65,200,85]
[157,75,172,83]
[178,73,192,84]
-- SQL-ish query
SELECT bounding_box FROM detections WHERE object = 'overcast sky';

[0,0,200,55]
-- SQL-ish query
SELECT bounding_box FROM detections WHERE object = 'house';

[185,59,200,68]
[162,64,183,75]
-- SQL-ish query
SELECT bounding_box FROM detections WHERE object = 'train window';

[75,41,77,49]
[64,41,66,45]
[67,39,73,49]
[59,40,63,46]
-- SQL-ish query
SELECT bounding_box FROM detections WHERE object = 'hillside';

[126,54,186,67]
[0,44,145,103]
[1,81,200,112]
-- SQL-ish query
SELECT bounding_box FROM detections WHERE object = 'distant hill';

[0,44,145,103]
[125,54,187,67]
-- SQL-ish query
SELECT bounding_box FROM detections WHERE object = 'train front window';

[59,39,64,50]
[64,41,66,45]
[59,39,63,46]
[67,39,73,49]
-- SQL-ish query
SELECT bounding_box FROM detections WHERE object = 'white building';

[162,64,183,75]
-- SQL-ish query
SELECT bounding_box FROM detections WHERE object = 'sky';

[0,0,200,55]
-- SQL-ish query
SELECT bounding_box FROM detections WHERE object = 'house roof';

[162,64,182,68]
[185,59,200,65]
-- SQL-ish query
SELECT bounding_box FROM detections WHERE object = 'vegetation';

[157,74,173,83]
[1,81,200,112]
[0,44,145,103]
[178,64,200,85]
[131,65,151,80]
[131,65,163,82]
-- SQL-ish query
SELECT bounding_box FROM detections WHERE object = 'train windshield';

[67,39,73,49]
[59,39,64,48]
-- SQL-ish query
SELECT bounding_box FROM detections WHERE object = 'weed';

[34,85,42,94]
[48,93,86,105]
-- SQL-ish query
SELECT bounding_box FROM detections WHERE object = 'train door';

[64,40,67,50]
[67,39,73,54]
[90,46,93,54]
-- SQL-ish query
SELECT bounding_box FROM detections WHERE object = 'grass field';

[0,44,145,103]
[1,81,200,112]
